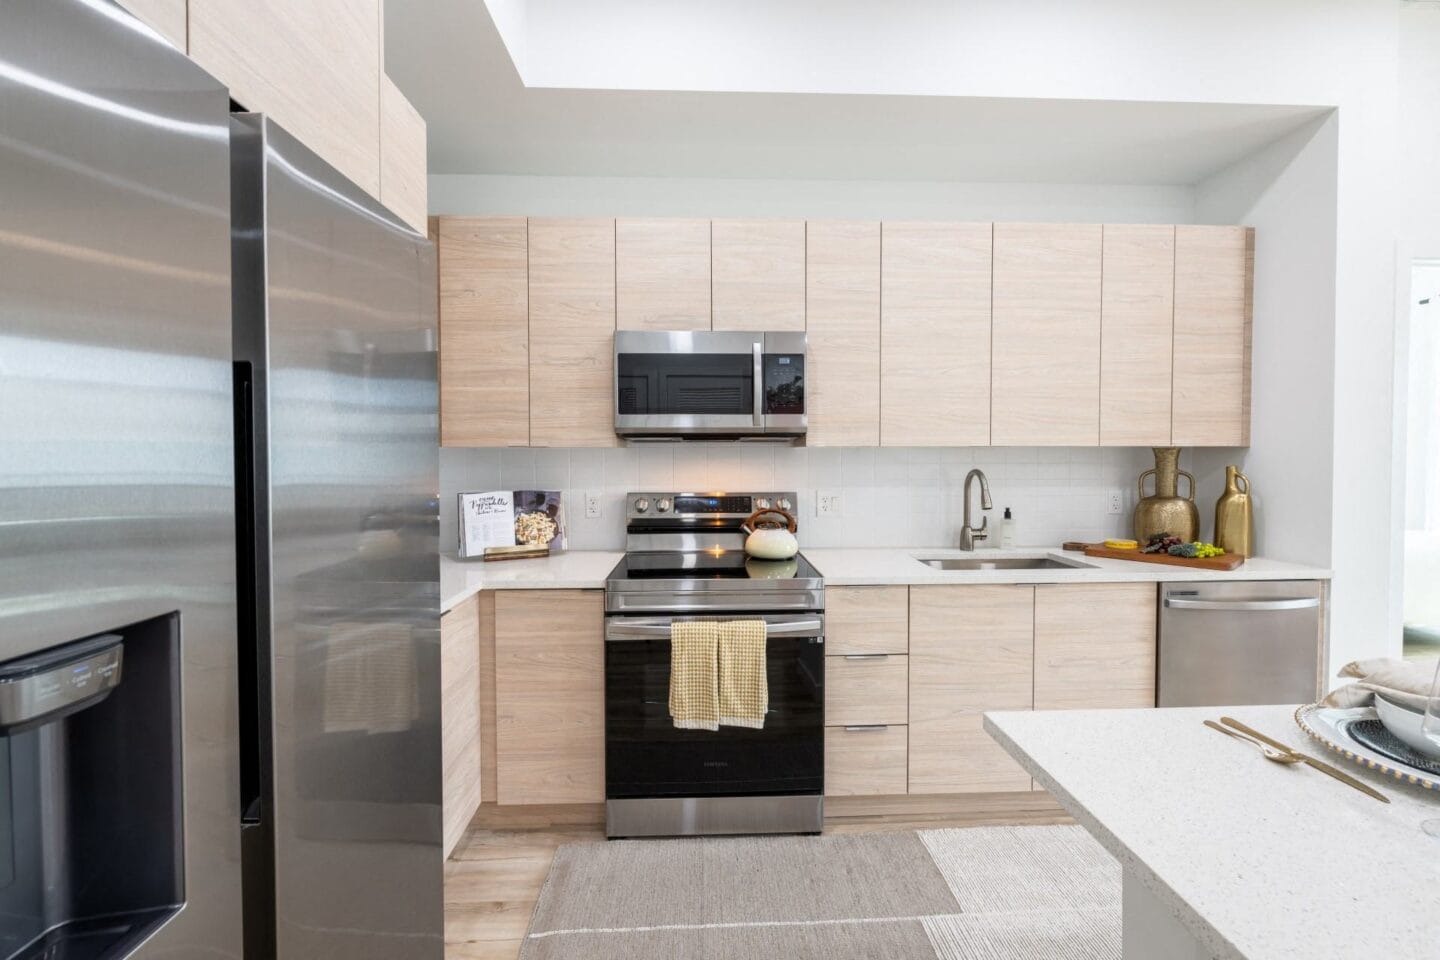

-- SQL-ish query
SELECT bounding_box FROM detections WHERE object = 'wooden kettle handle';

[741,507,797,534]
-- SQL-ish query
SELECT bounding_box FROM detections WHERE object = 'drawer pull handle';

[843,724,890,732]
[843,654,890,661]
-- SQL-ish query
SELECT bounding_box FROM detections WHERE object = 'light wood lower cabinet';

[493,590,605,804]
[528,219,618,447]
[909,585,1035,793]
[441,594,482,857]
[824,585,908,655]
[1034,583,1157,710]
[825,725,908,797]
[825,655,908,726]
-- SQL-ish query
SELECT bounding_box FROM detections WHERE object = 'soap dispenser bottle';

[999,507,1016,548]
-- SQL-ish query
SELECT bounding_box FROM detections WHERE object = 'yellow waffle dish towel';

[718,620,768,729]
[669,620,719,731]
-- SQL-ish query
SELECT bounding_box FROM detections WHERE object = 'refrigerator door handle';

[1163,597,1320,612]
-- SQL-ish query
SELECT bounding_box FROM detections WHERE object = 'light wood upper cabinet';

[616,219,711,331]
[991,223,1103,446]
[528,219,618,447]
[881,222,992,446]
[1101,224,1175,446]
[190,0,383,196]
[440,594,482,857]
[493,590,605,805]
[1034,583,1157,710]
[437,217,529,447]
[909,585,1034,793]
[1173,225,1254,446]
[117,0,187,48]
[711,220,806,331]
[806,221,881,446]
[379,75,428,235]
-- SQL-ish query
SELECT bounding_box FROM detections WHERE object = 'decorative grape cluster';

[1141,534,1224,559]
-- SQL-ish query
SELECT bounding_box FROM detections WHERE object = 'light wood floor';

[443,793,1071,960]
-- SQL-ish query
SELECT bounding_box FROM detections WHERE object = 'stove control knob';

[755,497,771,510]
[634,497,650,513]
[777,497,792,512]
[656,498,673,513]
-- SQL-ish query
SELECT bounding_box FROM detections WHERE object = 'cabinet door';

[438,217,529,447]
[1034,583,1156,709]
[1101,224,1174,446]
[494,590,606,804]
[806,220,881,445]
[825,585,908,655]
[117,0,186,48]
[441,595,482,857]
[711,219,805,331]
[190,0,383,196]
[528,218,618,447]
[379,75,428,235]
[1173,225,1253,446]
[909,585,1034,793]
[991,223,1102,445]
[826,655,908,726]
[880,222,992,446]
[616,218,711,331]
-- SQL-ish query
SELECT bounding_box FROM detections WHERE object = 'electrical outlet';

[584,491,603,520]
[815,490,842,518]
[1107,490,1124,515]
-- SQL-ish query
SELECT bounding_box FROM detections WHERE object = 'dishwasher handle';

[1164,597,1320,612]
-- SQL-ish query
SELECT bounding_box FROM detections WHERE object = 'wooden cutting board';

[1082,545,1245,571]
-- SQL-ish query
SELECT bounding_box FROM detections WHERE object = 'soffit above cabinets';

[386,0,1330,184]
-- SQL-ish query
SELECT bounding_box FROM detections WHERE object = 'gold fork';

[1203,719,1305,764]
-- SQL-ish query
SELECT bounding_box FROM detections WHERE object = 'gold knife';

[1220,716,1389,803]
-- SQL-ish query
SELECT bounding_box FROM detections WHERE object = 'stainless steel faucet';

[959,468,993,550]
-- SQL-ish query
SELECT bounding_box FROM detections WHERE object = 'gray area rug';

[519,825,1120,959]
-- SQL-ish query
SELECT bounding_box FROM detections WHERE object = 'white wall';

[439,445,1152,554]
[428,175,1194,223]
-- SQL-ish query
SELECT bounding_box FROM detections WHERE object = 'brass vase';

[1213,465,1254,557]
[1133,447,1198,544]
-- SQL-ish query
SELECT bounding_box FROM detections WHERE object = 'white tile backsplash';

[439,444,1157,553]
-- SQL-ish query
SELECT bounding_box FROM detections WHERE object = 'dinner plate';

[1293,703,1440,793]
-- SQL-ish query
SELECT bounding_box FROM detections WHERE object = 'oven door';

[604,614,824,798]
[614,331,806,437]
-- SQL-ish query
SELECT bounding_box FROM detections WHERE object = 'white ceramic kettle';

[740,507,799,560]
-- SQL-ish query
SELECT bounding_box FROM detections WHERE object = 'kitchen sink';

[915,556,1094,571]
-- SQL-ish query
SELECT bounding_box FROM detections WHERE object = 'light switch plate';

[584,491,603,519]
[815,490,842,518]
[1107,490,1124,515]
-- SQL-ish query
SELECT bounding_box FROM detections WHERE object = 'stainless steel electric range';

[603,492,825,839]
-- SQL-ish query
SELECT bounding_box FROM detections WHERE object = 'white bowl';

[1373,694,1440,760]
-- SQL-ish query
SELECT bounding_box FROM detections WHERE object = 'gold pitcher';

[1214,465,1254,557]
[1134,447,1198,543]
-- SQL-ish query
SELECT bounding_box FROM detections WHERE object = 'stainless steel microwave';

[614,331,806,439]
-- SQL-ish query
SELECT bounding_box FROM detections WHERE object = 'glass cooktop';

[607,550,821,581]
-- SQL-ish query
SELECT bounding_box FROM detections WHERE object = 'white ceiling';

[384,0,1332,185]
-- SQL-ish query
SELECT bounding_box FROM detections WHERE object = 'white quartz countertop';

[802,547,1331,586]
[441,551,622,613]
[440,546,1330,612]
[985,705,1440,960]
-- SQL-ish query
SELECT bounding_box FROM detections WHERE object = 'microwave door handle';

[752,341,765,430]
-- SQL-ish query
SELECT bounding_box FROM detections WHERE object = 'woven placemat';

[1348,718,1440,776]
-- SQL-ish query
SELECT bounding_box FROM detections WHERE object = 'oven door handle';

[605,618,823,641]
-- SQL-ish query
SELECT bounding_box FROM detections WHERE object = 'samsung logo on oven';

[703,761,729,768]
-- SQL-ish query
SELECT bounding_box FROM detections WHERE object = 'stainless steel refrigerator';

[0,2,441,958]
[230,115,440,959]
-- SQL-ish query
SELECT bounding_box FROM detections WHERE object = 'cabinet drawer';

[825,585,908,655]
[825,654,907,726]
[825,725,907,796]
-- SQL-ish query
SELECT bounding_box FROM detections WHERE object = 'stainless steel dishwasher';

[1158,580,1326,707]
